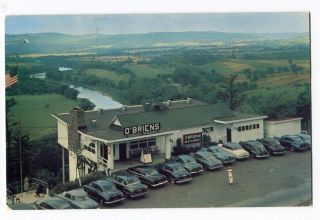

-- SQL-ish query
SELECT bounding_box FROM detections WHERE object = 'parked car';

[279,135,310,151]
[127,165,168,188]
[155,162,192,184]
[112,172,148,199]
[257,138,286,155]
[83,180,125,205]
[35,197,79,209]
[221,142,250,160]
[239,140,270,159]
[57,189,100,209]
[192,151,223,170]
[206,145,235,164]
[295,134,311,146]
[169,154,204,175]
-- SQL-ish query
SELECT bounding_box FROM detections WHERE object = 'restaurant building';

[52,99,267,181]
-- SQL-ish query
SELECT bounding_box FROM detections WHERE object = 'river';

[71,86,123,110]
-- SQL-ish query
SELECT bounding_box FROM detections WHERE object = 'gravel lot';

[106,150,312,208]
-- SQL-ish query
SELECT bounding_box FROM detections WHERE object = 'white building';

[264,117,302,138]
[52,99,267,182]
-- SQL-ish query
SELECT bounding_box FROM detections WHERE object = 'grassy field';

[7,94,82,140]
[126,64,175,78]
[84,68,130,82]
[19,52,96,58]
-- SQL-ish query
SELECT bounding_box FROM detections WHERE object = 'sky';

[5,12,309,35]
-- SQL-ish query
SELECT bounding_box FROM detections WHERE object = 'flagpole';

[19,120,23,193]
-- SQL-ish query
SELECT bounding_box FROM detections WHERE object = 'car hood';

[102,189,124,199]
[269,144,286,151]
[125,183,147,192]
[233,149,249,157]
[184,162,203,171]
[71,198,99,209]
[172,170,191,178]
[213,151,233,160]
[145,173,166,182]
[203,158,223,166]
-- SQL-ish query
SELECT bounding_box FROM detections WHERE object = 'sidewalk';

[7,191,48,206]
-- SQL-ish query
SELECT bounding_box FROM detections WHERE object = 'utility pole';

[18,120,23,193]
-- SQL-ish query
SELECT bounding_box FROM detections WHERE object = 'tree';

[296,86,311,131]
[217,74,245,110]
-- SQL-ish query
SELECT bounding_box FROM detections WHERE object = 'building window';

[256,124,260,129]
[238,126,241,131]
[241,126,245,131]
[245,125,249,130]
[249,125,252,130]
[253,124,256,129]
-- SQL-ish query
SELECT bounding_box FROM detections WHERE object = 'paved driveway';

[108,150,312,208]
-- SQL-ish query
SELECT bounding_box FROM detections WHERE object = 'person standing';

[227,166,234,185]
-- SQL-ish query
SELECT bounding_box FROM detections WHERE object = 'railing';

[7,178,49,195]
[97,155,108,167]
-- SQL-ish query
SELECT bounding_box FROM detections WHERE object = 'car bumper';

[207,164,223,170]
[235,155,250,160]
[272,150,286,155]
[294,147,309,152]
[222,158,236,164]
[128,191,147,199]
[151,180,168,187]
[255,154,270,159]
[189,169,204,175]
[104,197,125,205]
[176,177,192,184]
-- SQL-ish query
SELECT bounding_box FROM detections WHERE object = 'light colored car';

[57,189,100,209]
[221,142,250,160]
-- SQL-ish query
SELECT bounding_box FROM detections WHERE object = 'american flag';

[5,73,18,89]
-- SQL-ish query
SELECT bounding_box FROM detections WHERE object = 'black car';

[279,135,310,151]
[295,134,311,147]
[257,138,286,155]
[127,165,168,188]
[170,154,204,175]
[112,172,148,199]
[35,197,80,209]
[155,162,192,184]
[84,179,125,205]
[239,140,270,159]
[192,151,223,170]
[206,146,235,164]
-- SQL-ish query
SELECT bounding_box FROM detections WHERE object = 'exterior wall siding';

[264,120,301,138]
[57,121,68,149]
[231,119,264,142]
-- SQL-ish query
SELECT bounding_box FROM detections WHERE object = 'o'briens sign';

[123,123,161,135]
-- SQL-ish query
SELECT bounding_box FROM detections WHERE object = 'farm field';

[7,94,82,140]
[84,68,130,82]
[126,64,175,78]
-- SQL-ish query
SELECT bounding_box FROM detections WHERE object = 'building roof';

[265,117,302,123]
[214,112,268,124]
[52,100,266,142]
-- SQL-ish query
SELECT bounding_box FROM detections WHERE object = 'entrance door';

[226,128,232,142]
[119,143,127,161]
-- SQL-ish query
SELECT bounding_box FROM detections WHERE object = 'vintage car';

[192,151,223,170]
[83,179,125,205]
[169,154,204,175]
[112,172,148,199]
[206,145,235,164]
[221,142,250,160]
[127,165,168,188]
[239,140,270,159]
[35,197,79,209]
[155,162,192,184]
[257,138,286,155]
[279,135,310,151]
[57,189,100,209]
[295,134,311,146]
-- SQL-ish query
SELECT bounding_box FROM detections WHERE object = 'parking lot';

[107,150,311,208]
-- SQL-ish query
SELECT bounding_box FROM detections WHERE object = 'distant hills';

[5,31,308,55]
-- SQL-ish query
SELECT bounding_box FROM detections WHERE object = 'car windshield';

[209,147,223,153]
[298,135,310,140]
[291,136,303,142]
[170,164,184,172]
[73,195,88,201]
[144,169,158,175]
[101,184,116,191]
[202,154,215,160]
[226,143,241,149]
[181,156,195,164]
[126,178,140,185]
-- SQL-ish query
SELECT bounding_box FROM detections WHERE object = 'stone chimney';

[68,107,87,153]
